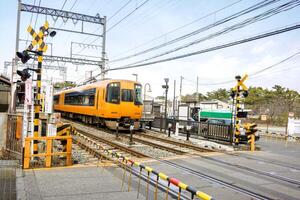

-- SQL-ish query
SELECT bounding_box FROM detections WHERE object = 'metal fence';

[151,117,233,143]
[6,114,23,160]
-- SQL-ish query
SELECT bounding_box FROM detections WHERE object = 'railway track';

[144,129,300,172]
[74,128,150,159]
[138,132,213,152]
[72,132,192,200]
[156,158,274,200]
[67,119,299,199]
[121,135,187,155]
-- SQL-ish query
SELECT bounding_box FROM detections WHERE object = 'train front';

[104,80,143,130]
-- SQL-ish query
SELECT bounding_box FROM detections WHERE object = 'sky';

[0,0,300,99]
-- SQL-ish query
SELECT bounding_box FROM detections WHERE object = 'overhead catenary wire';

[111,0,243,59]
[110,0,281,62]
[106,0,150,32]
[191,50,300,86]
[108,0,133,22]
[75,0,150,55]
[25,0,37,47]
[102,23,300,74]
[111,0,300,67]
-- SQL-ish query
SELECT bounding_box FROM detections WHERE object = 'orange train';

[53,79,143,130]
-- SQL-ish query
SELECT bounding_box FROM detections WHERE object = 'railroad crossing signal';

[231,74,249,146]
[27,21,49,52]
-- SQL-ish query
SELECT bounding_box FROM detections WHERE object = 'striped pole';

[33,51,43,154]
[235,81,241,146]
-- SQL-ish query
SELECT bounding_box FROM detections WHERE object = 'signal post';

[231,74,249,146]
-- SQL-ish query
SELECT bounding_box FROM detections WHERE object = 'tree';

[206,88,230,102]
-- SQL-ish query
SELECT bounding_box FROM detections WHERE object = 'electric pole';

[173,80,176,118]
[179,76,183,105]
[196,76,199,102]
[162,78,169,133]
[101,16,107,79]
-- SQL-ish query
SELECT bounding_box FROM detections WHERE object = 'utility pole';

[173,80,176,118]
[179,76,183,105]
[10,0,21,113]
[101,16,107,79]
[196,76,199,102]
[173,80,176,133]
[162,78,169,133]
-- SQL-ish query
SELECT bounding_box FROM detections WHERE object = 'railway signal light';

[17,68,31,81]
[16,50,31,64]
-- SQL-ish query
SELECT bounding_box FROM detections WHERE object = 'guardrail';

[151,117,233,142]
[23,135,72,169]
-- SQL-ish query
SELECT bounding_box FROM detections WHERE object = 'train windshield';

[122,89,133,102]
[106,82,120,104]
[134,84,143,105]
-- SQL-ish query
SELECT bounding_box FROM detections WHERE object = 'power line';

[198,51,300,86]
[110,0,280,62]
[25,0,37,47]
[76,0,150,54]
[111,0,243,59]
[111,0,300,67]
[33,0,42,29]
[106,0,150,32]
[105,23,300,73]
[108,0,133,22]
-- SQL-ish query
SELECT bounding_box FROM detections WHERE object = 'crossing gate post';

[231,74,249,146]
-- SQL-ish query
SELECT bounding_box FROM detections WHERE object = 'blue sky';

[0,0,300,98]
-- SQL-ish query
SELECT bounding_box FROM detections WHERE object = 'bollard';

[121,162,127,190]
[129,124,134,145]
[168,123,172,137]
[165,181,170,200]
[116,121,119,139]
[146,171,150,200]
[128,163,133,191]
[137,167,142,199]
[186,125,192,141]
[149,121,152,130]
[178,187,182,200]
[154,175,159,200]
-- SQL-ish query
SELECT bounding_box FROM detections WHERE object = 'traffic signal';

[17,68,31,82]
[16,50,31,64]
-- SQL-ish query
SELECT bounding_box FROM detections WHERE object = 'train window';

[106,82,120,104]
[122,89,133,102]
[64,88,96,106]
[53,95,60,105]
[134,84,143,105]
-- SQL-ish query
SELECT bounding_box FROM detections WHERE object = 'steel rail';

[73,137,191,200]
[75,128,149,158]
[121,135,187,155]
[157,158,274,200]
[201,156,300,186]
[139,133,213,152]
